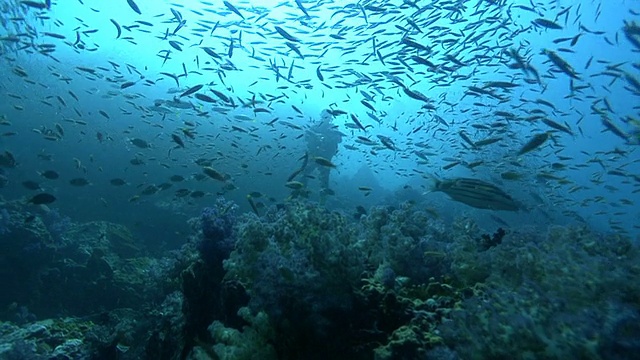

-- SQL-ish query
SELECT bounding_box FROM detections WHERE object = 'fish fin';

[423,173,441,193]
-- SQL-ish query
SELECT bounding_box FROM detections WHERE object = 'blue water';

[1,1,640,358]
[1,0,638,240]
[1,0,638,238]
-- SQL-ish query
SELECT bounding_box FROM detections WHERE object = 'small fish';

[313,156,336,168]
[316,65,324,81]
[542,49,580,79]
[202,166,227,182]
[231,125,247,133]
[38,170,59,179]
[285,181,304,189]
[173,19,186,35]
[69,177,90,186]
[169,40,182,51]
[110,19,122,39]
[284,43,302,60]
[42,32,65,39]
[294,0,310,17]
[195,93,217,103]
[0,150,18,168]
[474,137,502,147]
[130,138,150,148]
[55,96,66,107]
[355,136,377,146]
[442,161,461,170]
[458,131,477,149]
[376,135,397,151]
[401,37,431,52]
[518,132,550,155]
[126,0,141,15]
[601,115,630,143]
[28,193,56,205]
[533,18,562,29]
[170,8,182,21]
[140,184,160,196]
[274,26,300,42]
[120,81,135,89]
[350,113,366,131]
[223,1,245,19]
[190,191,205,198]
[21,1,49,9]
[179,84,203,98]
[500,171,523,181]
[171,133,185,148]
[212,89,230,103]
[202,47,221,59]
[110,178,127,186]
[68,91,78,101]
[541,117,573,135]
[570,33,582,46]
[128,157,143,166]
[327,109,347,116]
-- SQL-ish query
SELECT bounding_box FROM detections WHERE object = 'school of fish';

[0,0,639,235]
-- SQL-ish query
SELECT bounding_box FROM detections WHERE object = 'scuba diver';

[301,109,344,203]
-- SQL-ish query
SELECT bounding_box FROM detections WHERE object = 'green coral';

[206,307,276,360]
[356,268,459,359]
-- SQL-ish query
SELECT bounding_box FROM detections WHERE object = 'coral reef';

[0,199,187,359]
[205,307,276,360]
[226,201,362,315]
[198,197,238,267]
[359,202,449,283]
[205,201,640,359]
[438,224,640,359]
[1,198,638,360]
[222,200,365,358]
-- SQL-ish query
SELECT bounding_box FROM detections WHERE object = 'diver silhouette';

[302,109,343,203]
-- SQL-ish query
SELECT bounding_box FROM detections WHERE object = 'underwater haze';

[0,0,639,234]
[1,0,640,359]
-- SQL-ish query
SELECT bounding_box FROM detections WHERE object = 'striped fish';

[433,177,520,211]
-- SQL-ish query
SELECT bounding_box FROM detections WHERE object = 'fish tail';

[423,174,440,194]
